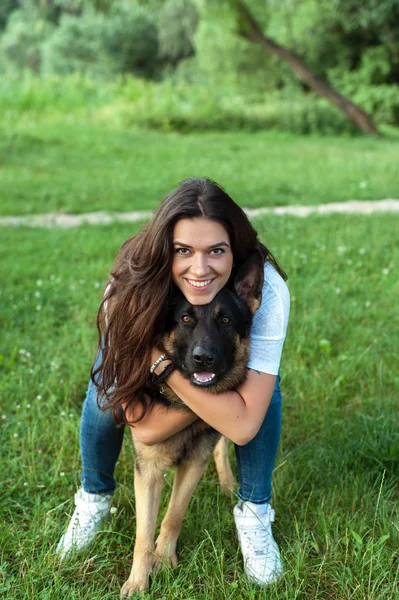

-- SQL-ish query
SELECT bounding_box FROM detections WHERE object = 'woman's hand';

[151,347,172,376]
[123,350,198,446]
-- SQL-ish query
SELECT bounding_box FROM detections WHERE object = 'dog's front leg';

[155,458,209,570]
[213,436,235,494]
[121,459,165,597]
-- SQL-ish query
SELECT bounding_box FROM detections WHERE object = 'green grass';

[1,213,398,599]
[0,122,398,217]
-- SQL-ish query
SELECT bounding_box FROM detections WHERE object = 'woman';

[57,178,290,586]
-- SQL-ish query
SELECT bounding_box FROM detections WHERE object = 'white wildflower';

[36,279,43,286]
[36,305,41,311]
[36,395,42,400]
[13,433,19,438]
[359,248,366,255]
[110,507,117,515]
[382,268,389,275]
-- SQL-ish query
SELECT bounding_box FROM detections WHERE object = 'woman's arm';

[124,396,199,446]
[128,354,276,447]
[166,368,277,446]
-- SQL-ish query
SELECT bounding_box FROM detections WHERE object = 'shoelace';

[241,525,271,556]
[73,506,103,534]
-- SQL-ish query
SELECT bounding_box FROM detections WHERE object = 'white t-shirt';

[247,262,290,376]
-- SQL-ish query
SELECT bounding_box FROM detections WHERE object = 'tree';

[228,0,379,135]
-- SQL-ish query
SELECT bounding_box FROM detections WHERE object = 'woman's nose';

[191,253,208,276]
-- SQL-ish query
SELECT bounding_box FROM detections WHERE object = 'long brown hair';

[92,177,287,424]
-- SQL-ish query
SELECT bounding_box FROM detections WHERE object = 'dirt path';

[0,199,398,228]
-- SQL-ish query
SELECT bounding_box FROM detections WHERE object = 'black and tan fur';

[121,254,264,597]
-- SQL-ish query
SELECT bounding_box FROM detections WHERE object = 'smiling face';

[172,218,234,305]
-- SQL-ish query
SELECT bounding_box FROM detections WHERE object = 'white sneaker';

[233,501,283,585]
[56,488,113,558]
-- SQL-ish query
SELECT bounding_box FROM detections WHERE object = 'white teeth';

[187,279,212,288]
[193,373,216,383]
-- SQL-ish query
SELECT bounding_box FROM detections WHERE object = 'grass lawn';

[1,210,398,599]
[0,121,398,216]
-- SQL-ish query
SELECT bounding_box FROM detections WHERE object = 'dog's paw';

[154,550,178,571]
[219,474,236,495]
[154,538,178,570]
[120,578,148,597]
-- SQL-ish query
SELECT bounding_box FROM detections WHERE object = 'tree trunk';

[230,0,379,135]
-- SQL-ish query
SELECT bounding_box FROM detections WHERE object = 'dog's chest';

[132,420,221,470]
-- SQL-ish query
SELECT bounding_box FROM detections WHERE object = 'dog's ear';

[233,251,264,313]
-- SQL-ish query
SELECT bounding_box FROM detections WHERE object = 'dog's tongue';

[194,371,213,382]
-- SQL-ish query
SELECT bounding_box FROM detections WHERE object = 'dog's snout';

[192,346,215,367]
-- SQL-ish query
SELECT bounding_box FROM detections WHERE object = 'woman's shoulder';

[250,262,290,338]
[261,262,290,302]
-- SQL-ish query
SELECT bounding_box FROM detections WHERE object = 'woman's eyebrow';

[173,241,230,249]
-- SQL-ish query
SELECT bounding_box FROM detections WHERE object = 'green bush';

[351,85,399,125]
[329,46,399,125]
[0,10,53,73]
[40,5,159,79]
[0,0,17,30]
[41,12,112,78]
[108,79,356,135]
[157,0,198,65]
[0,74,364,136]
[104,3,159,77]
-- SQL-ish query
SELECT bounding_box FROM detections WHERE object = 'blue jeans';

[80,371,282,503]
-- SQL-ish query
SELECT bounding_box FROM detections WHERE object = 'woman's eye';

[210,248,224,255]
[175,247,190,255]
[221,315,231,324]
[181,315,191,323]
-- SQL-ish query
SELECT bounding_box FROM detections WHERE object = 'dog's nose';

[192,346,215,367]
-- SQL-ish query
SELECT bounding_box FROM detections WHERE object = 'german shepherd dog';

[121,254,264,597]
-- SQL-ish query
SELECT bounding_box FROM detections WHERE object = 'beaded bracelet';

[150,354,167,374]
[152,362,176,386]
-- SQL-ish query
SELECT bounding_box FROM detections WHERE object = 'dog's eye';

[181,315,191,323]
[221,315,231,324]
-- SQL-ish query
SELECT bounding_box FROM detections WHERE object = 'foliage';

[194,3,279,96]
[329,46,399,124]
[0,8,54,74]
[0,0,17,30]
[157,0,199,65]
[41,3,158,79]
[41,11,112,78]
[104,3,158,77]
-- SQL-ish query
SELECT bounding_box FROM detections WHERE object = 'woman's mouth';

[184,278,214,290]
